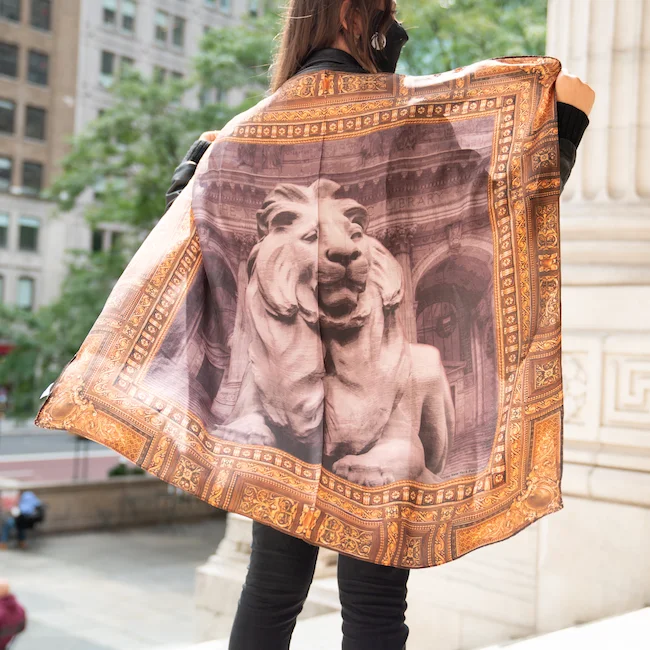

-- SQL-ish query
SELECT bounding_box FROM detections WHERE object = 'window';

[31,0,51,31]
[0,42,18,78]
[171,71,183,81]
[92,229,104,252]
[25,105,46,140]
[153,65,166,83]
[17,277,35,310]
[249,0,259,16]
[120,56,134,76]
[100,50,115,87]
[27,50,48,85]
[21,161,43,195]
[172,16,185,48]
[102,0,116,26]
[0,213,8,248]
[18,216,39,251]
[0,0,20,22]
[0,156,11,191]
[220,0,231,13]
[200,87,224,108]
[110,231,123,250]
[154,10,168,43]
[0,98,15,134]
[121,0,135,32]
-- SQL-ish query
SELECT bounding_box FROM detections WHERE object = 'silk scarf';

[37,56,565,568]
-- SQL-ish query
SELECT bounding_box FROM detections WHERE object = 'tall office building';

[0,0,84,311]
[0,0,252,316]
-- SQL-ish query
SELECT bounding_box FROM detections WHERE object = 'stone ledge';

[162,612,342,650]
[0,476,223,533]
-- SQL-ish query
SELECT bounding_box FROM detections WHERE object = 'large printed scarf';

[37,56,565,568]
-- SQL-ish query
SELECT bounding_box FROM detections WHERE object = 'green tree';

[398,0,548,75]
[0,251,127,416]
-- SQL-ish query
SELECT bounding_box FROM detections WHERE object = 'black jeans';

[229,521,410,650]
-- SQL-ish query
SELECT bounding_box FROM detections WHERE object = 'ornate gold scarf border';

[36,57,564,568]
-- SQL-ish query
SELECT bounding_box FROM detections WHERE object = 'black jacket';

[166,49,589,210]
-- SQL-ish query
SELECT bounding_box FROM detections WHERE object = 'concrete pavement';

[0,520,227,649]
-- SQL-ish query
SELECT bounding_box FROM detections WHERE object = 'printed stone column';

[386,226,418,343]
[227,234,257,384]
[211,234,256,421]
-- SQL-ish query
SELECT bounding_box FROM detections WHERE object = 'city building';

[0,0,254,316]
[0,0,83,311]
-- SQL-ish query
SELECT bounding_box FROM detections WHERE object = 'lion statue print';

[217,178,456,487]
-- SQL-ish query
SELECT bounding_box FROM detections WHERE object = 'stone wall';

[0,477,223,534]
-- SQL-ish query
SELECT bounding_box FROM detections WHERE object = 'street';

[0,431,105,455]
[0,431,122,483]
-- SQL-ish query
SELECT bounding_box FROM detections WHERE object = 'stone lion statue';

[219,178,455,485]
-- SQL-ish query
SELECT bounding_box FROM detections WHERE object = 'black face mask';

[370,10,409,73]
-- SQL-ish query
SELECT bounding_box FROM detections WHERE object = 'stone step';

[161,612,342,650]
[482,607,650,650]
[162,607,650,650]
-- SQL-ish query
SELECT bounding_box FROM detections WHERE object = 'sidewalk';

[0,520,226,650]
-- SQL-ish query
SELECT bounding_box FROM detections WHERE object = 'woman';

[164,3,595,650]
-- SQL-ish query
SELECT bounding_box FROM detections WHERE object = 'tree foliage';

[0,2,547,418]
[398,0,548,75]
[0,251,127,416]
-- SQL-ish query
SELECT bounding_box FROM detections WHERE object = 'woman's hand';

[199,130,220,143]
[556,71,596,117]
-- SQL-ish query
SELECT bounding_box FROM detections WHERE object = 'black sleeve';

[164,139,212,213]
[557,101,589,195]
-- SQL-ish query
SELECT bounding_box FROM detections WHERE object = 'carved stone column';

[227,234,257,385]
[195,514,339,642]
[535,0,650,634]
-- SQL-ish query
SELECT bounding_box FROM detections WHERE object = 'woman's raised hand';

[556,70,596,117]
[199,130,220,142]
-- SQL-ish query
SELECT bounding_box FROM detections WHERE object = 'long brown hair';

[270,0,394,92]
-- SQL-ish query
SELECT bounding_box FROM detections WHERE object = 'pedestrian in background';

[0,491,44,550]
[0,580,26,650]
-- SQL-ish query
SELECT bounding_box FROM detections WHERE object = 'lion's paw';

[332,455,396,487]
[217,414,277,447]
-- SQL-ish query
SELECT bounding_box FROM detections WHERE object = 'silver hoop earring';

[371,31,387,50]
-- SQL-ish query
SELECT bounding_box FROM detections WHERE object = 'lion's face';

[318,197,371,318]
[248,179,403,328]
